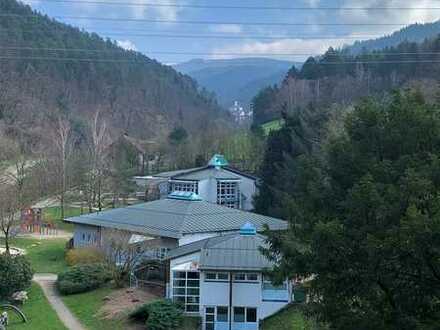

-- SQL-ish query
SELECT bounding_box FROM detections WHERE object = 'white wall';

[73,224,100,248]
[237,175,257,211]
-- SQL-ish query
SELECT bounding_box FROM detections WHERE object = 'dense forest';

[347,20,440,54]
[0,0,228,151]
[253,35,440,125]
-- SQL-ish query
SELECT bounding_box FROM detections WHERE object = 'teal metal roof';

[169,231,274,271]
[65,199,287,239]
[207,154,229,167]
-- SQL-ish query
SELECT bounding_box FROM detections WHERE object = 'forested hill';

[173,58,297,110]
[347,20,440,54]
[0,0,224,144]
[253,36,440,125]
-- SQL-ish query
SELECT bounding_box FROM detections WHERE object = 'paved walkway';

[33,274,87,330]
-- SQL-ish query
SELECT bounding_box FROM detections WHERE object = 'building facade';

[167,224,292,330]
[134,155,258,211]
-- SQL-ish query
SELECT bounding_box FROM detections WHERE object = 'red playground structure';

[20,208,57,235]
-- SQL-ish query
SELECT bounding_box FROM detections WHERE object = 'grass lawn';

[43,206,87,232]
[261,119,285,135]
[261,304,320,330]
[7,238,69,274]
[3,283,67,330]
[62,286,129,330]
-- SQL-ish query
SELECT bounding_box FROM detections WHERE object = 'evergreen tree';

[264,90,440,329]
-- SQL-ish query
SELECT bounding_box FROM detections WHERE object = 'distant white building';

[134,155,258,211]
[229,101,253,124]
[167,223,292,330]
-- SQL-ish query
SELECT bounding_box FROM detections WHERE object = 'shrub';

[130,299,184,330]
[65,247,105,266]
[0,254,33,301]
[57,263,111,295]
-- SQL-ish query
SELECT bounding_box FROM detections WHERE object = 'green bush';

[65,247,105,266]
[130,299,184,330]
[57,263,111,295]
[0,254,34,301]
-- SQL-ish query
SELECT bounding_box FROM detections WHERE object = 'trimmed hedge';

[130,299,184,330]
[57,263,111,295]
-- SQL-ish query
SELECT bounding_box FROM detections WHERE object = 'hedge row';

[57,263,112,295]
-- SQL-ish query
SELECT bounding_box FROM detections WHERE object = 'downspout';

[229,271,233,330]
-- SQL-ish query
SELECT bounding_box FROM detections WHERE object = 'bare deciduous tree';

[100,229,156,288]
[86,109,111,212]
[0,187,20,254]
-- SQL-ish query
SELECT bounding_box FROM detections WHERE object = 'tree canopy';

[263,90,440,329]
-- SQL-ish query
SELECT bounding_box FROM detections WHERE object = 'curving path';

[33,274,86,330]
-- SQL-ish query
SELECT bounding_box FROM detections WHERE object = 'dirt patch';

[98,287,161,320]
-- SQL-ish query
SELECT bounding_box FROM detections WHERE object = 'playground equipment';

[20,208,58,236]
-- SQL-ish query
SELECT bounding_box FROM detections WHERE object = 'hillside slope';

[253,37,440,125]
[346,20,440,54]
[174,58,297,110]
[0,0,225,143]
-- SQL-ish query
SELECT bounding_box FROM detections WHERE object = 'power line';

[1,55,440,65]
[0,14,415,26]
[3,46,440,57]
[0,29,384,40]
[21,0,440,11]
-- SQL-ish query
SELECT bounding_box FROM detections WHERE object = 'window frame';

[204,272,230,282]
[233,273,259,283]
[172,270,200,313]
[216,180,240,209]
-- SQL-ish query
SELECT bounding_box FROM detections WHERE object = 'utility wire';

[21,0,440,11]
[0,29,384,40]
[1,55,440,65]
[0,14,416,26]
[3,46,440,56]
[2,47,440,57]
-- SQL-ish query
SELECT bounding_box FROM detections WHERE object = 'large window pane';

[173,279,186,287]
[173,288,185,295]
[246,308,257,322]
[233,273,246,281]
[247,273,258,281]
[217,306,228,322]
[205,273,217,280]
[218,273,229,280]
[234,307,245,322]
[187,272,200,279]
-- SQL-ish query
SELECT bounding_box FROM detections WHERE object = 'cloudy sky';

[22,0,440,64]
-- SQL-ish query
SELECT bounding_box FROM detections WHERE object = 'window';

[233,273,259,282]
[172,271,200,313]
[217,306,228,322]
[205,307,215,330]
[234,307,257,324]
[233,273,246,281]
[262,276,287,290]
[205,272,229,281]
[216,181,240,208]
[246,308,257,323]
[155,247,170,260]
[234,307,245,322]
[169,181,198,194]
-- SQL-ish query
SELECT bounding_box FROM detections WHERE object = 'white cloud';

[210,37,365,61]
[210,24,243,34]
[116,40,137,51]
[338,0,440,35]
[20,0,40,5]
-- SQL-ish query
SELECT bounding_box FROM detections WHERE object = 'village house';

[134,154,258,211]
[167,223,292,330]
